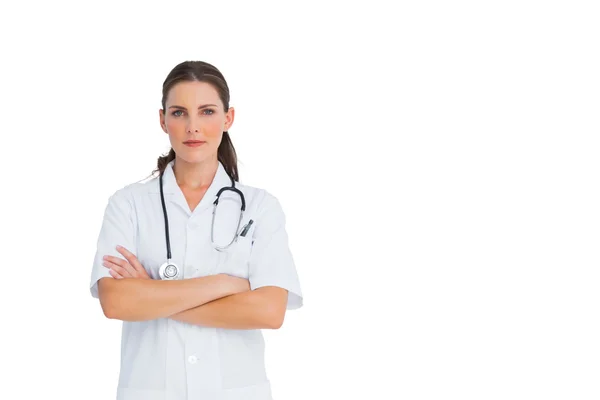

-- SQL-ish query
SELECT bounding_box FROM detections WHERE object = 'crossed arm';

[169,284,287,329]
[98,247,288,329]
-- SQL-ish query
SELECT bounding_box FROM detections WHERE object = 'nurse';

[89,60,303,400]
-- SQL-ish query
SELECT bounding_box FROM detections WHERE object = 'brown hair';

[150,60,239,181]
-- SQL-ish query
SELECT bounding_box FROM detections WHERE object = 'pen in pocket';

[239,219,254,237]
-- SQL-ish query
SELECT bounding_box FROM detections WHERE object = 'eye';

[172,110,184,117]
[203,109,215,115]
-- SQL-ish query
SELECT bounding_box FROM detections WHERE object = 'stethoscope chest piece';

[159,261,180,280]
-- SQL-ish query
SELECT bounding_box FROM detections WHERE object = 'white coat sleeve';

[89,188,137,299]
[248,194,303,310]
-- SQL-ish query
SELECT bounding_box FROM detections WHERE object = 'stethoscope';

[157,168,253,280]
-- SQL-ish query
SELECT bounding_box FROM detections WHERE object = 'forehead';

[166,81,221,106]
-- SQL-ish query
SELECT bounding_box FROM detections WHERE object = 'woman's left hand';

[102,245,151,279]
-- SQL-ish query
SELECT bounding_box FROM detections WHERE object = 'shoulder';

[105,174,156,206]
[235,182,288,230]
[236,182,284,215]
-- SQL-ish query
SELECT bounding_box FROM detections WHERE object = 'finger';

[116,246,145,273]
[103,259,133,278]
[104,255,149,279]
[111,263,133,278]
[109,268,124,279]
[113,248,143,278]
[104,255,137,278]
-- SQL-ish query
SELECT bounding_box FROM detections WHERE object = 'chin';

[178,148,217,164]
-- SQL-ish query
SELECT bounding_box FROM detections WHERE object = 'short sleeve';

[248,194,303,310]
[89,188,137,299]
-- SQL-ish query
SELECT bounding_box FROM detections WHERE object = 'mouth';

[184,140,206,147]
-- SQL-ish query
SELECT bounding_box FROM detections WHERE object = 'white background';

[0,1,599,399]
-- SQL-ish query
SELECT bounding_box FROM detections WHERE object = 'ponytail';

[153,147,176,177]
[217,131,239,182]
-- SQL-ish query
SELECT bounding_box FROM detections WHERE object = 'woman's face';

[159,80,234,164]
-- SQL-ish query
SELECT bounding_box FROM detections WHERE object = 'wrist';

[212,274,237,297]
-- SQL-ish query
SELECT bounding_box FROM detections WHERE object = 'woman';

[89,60,303,400]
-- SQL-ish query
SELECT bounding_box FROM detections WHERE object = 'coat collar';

[150,159,233,215]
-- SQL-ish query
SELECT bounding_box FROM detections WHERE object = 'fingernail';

[116,245,122,250]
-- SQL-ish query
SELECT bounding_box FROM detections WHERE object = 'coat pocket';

[218,235,253,279]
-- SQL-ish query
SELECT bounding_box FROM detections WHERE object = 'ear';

[225,106,235,131]
[158,109,168,133]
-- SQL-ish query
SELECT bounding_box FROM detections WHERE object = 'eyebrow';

[168,104,217,110]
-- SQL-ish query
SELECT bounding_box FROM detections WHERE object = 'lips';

[184,140,206,148]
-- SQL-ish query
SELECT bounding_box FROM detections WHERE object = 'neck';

[172,156,219,191]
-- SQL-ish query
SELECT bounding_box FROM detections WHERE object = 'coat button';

[188,355,197,364]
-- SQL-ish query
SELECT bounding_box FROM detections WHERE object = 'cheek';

[203,120,224,137]
[165,119,183,132]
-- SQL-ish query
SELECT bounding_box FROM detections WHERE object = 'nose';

[186,119,201,133]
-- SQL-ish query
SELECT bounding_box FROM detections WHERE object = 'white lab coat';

[89,160,303,400]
